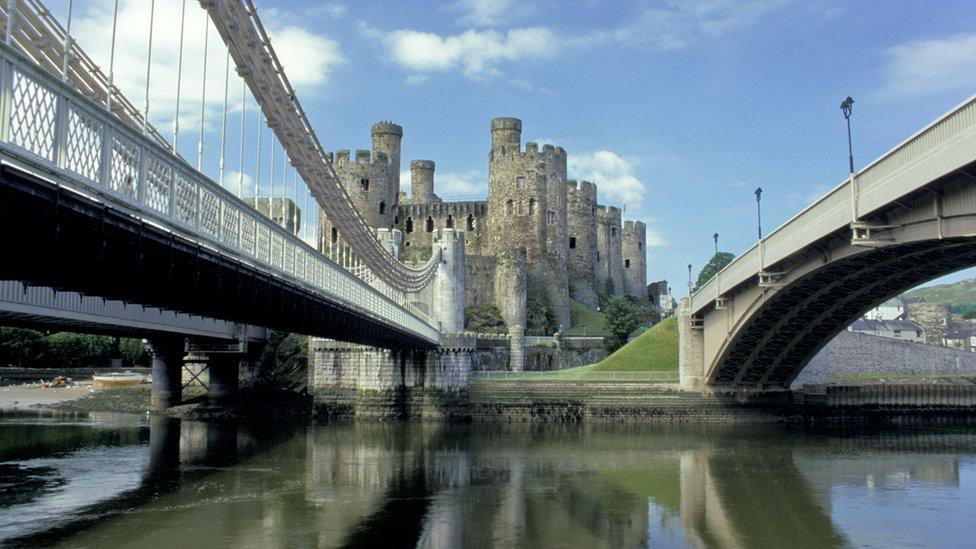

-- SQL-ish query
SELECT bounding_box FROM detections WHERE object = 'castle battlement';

[567,179,597,200]
[331,148,393,167]
[398,200,487,217]
[623,219,646,233]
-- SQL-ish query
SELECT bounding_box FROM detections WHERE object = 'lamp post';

[687,264,693,297]
[841,96,856,222]
[712,232,719,254]
[754,187,763,240]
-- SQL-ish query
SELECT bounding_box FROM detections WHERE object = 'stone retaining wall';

[795,331,976,387]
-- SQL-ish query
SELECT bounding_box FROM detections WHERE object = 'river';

[0,410,974,547]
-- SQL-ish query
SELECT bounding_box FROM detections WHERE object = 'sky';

[44,0,976,296]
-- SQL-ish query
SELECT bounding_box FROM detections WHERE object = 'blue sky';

[51,0,976,294]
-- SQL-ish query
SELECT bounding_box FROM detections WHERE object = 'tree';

[603,296,641,353]
[696,252,735,289]
[0,327,45,367]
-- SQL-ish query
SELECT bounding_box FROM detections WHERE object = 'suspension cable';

[106,0,118,114]
[238,77,245,197]
[60,0,72,82]
[173,0,186,152]
[218,50,229,186]
[196,12,208,171]
[142,0,155,135]
[254,114,262,204]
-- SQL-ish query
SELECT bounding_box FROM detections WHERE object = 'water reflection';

[0,413,974,548]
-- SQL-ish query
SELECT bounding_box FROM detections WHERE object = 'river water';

[1,411,975,548]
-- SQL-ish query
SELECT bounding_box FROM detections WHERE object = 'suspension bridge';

[0,0,457,408]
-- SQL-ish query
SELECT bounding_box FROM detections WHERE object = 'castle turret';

[371,121,402,191]
[622,220,647,299]
[567,180,599,308]
[490,117,522,151]
[410,160,440,203]
[542,144,570,330]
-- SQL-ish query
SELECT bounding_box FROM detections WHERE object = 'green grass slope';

[564,299,609,336]
[905,277,976,309]
[592,316,678,372]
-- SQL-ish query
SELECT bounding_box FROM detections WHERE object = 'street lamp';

[687,263,693,296]
[754,187,763,240]
[712,232,719,254]
[841,96,857,222]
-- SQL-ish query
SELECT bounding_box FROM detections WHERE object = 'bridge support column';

[208,354,241,404]
[432,229,466,333]
[678,298,705,391]
[147,338,185,411]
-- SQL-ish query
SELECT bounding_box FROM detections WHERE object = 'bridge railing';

[691,93,976,314]
[0,43,438,345]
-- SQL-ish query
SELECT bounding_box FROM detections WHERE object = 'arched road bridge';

[680,94,976,392]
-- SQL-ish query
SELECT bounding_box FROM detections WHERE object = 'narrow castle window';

[569,237,576,249]
[516,176,525,189]
[611,227,617,237]
[330,227,338,244]
[529,198,536,215]
[379,201,386,214]
[546,210,555,224]
[467,214,475,231]
[426,216,434,233]
[597,251,601,262]
[638,242,642,250]
[506,200,514,215]
[625,259,631,268]
[446,214,454,229]
[360,178,369,191]
[405,217,413,233]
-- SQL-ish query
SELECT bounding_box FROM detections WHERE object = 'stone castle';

[319,118,648,335]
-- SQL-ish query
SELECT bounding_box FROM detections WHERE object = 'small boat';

[92,372,144,388]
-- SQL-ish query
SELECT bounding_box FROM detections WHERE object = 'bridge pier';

[208,354,241,404]
[678,298,705,391]
[147,338,185,411]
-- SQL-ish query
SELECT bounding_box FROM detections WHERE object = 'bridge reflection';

[4,419,972,547]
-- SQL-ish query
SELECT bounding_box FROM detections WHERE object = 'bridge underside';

[710,237,976,388]
[0,165,435,350]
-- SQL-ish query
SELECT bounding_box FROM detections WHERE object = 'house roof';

[851,318,924,333]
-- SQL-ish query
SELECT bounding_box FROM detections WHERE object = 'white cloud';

[582,0,789,50]
[401,169,486,199]
[379,27,557,78]
[877,33,976,98]
[71,0,343,133]
[405,75,429,86]
[448,0,533,27]
[221,170,255,196]
[645,230,668,247]
[568,151,647,207]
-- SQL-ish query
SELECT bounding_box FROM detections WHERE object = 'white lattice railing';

[0,42,439,345]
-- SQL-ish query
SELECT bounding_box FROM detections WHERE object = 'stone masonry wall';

[793,330,976,387]
[397,201,487,262]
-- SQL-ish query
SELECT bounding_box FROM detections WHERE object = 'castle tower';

[319,122,402,255]
[567,180,599,308]
[486,117,557,333]
[410,160,441,203]
[371,121,402,192]
[622,220,647,299]
[542,144,570,330]
[595,205,624,297]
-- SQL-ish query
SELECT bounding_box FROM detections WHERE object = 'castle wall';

[622,220,647,299]
[567,180,599,308]
[465,254,496,308]
[542,144,571,331]
[396,201,487,262]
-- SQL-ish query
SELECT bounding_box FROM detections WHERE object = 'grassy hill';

[905,277,976,311]
[592,316,678,372]
[564,299,609,336]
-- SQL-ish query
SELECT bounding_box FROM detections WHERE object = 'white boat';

[92,372,144,388]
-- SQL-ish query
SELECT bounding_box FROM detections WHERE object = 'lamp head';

[841,96,854,119]
[754,187,763,201]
